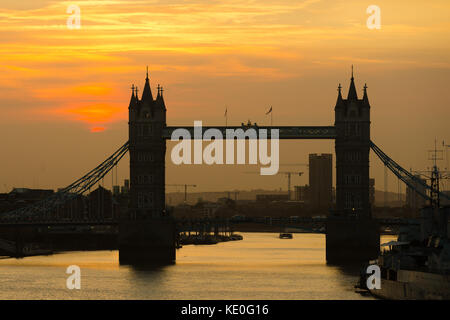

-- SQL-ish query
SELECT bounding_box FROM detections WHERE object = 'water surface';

[0,233,395,299]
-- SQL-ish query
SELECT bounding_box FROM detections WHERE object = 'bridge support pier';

[119,219,176,265]
[326,217,380,264]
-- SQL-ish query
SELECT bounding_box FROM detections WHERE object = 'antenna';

[426,139,445,208]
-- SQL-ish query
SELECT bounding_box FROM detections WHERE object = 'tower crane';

[166,184,197,204]
[279,172,304,200]
[243,170,304,200]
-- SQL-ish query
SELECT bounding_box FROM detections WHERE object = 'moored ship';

[361,208,450,299]
[358,154,450,299]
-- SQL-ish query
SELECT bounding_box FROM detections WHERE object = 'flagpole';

[225,106,228,127]
[266,106,273,126]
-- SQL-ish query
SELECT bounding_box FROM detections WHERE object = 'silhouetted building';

[9,188,54,201]
[406,175,427,210]
[121,179,129,194]
[309,153,332,210]
[294,185,310,202]
[88,186,116,220]
[0,188,54,213]
[55,194,86,220]
[256,194,289,202]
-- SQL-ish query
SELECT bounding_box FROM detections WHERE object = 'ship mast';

[428,139,443,208]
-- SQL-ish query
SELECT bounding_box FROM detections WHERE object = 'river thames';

[0,233,395,300]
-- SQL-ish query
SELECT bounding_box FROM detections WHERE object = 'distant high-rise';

[309,153,332,210]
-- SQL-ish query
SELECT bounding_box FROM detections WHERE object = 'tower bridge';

[2,69,449,264]
[122,68,374,264]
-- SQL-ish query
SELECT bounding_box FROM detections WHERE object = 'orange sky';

[1,0,449,193]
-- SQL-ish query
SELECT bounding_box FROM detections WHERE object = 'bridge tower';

[128,69,167,219]
[326,68,379,263]
[334,68,371,217]
[119,69,176,265]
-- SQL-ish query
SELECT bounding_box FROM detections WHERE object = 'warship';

[358,146,450,299]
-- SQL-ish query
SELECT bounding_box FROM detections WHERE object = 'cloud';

[0,0,449,132]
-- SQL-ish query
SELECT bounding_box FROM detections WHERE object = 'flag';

[266,106,272,115]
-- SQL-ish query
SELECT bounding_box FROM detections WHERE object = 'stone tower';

[128,69,167,219]
[326,69,378,264]
[334,68,371,217]
[120,69,175,265]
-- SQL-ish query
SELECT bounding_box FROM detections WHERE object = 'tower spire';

[129,84,136,108]
[335,83,344,109]
[141,67,153,102]
[363,83,369,105]
[347,65,358,100]
[158,85,166,110]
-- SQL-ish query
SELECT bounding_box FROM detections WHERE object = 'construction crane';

[243,171,303,200]
[274,164,308,200]
[279,172,304,200]
[166,184,197,204]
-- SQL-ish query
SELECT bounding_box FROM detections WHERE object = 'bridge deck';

[163,126,336,140]
[0,217,416,226]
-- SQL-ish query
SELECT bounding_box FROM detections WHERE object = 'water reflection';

[0,233,395,299]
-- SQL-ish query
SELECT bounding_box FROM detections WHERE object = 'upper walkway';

[163,126,336,139]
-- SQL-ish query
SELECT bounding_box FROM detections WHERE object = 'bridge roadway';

[0,216,418,227]
[163,126,337,140]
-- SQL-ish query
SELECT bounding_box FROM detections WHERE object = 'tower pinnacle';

[141,67,153,102]
[129,84,136,108]
[347,65,358,100]
[363,83,369,104]
[336,83,343,105]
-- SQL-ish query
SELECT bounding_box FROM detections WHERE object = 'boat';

[357,159,450,300]
[230,234,243,241]
[0,239,53,258]
[279,233,293,239]
[357,206,450,299]
[22,244,53,257]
